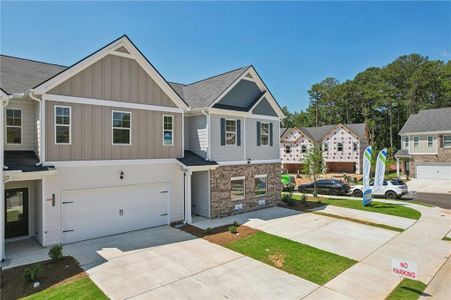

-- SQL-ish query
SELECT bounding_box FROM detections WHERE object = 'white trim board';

[33,36,188,110]
[45,159,179,167]
[218,159,281,166]
[43,94,184,113]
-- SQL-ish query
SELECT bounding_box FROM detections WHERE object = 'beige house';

[0,35,284,261]
[395,107,451,179]
[281,123,368,174]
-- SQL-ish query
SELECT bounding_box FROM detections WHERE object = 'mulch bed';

[278,199,327,212]
[179,224,259,246]
[1,256,85,300]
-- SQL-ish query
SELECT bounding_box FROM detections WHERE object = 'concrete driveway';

[67,226,318,300]
[407,178,451,194]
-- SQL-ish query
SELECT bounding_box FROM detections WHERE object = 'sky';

[1,1,450,112]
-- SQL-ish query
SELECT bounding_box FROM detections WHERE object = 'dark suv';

[297,179,350,196]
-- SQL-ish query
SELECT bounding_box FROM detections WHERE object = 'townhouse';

[395,107,451,179]
[280,123,368,174]
[0,35,284,260]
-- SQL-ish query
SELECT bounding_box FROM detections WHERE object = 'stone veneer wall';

[209,163,281,218]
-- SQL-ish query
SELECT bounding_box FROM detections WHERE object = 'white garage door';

[416,163,451,180]
[62,183,169,244]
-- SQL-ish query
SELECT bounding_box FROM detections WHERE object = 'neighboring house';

[394,107,451,179]
[0,35,284,260]
[280,123,368,174]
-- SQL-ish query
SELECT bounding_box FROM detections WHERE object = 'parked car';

[297,179,350,196]
[281,174,296,191]
[349,179,408,199]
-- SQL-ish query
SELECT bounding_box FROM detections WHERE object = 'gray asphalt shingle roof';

[169,66,249,109]
[399,107,451,134]
[0,54,67,94]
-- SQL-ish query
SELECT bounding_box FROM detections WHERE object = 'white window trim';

[403,137,409,149]
[260,122,270,146]
[54,105,71,145]
[5,107,23,145]
[225,119,237,146]
[255,174,267,196]
[427,136,433,148]
[413,136,419,148]
[112,110,132,146]
[444,135,451,148]
[231,176,245,201]
[162,114,174,146]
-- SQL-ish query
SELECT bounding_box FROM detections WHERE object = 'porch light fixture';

[247,158,251,165]
[120,171,125,180]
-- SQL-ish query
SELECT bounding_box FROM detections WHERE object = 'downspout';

[201,110,210,161]
[27,90,42,166]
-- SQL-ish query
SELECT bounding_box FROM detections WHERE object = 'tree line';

[282,54,451,155]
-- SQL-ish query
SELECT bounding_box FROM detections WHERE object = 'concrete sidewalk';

[420,257,451,300]
[316,203,451,299]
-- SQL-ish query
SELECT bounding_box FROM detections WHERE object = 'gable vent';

[245,73,253,79]
[115,45,131,54]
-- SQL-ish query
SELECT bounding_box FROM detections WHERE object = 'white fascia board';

[404,130,451,135]
[43,94,183,113]
[45,159,179,168]
[4,169,58,181]
[208,108,280,121]
[218,159,281,166]
[33,36,188,110]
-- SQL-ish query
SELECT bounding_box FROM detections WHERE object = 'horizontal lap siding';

[49,54,176,108]
[45,101,182,161]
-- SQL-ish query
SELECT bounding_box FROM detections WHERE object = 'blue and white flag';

[363,146,372,206]
[373,148,388,193]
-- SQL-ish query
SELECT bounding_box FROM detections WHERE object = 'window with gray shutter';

[257,121,261,146]
[220,118,226,146]
[237,119,241,146]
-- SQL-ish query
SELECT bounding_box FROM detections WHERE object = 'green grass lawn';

[293,196,421,220]
[386,279,427,300]
[23,277,107,300]
[225,231,356,285]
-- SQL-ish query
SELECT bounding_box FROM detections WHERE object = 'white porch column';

[396,157,400,178]
[184,170,192,224]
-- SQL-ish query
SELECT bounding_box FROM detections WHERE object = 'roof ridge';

[0,54,67,68]
[185,65,250,86]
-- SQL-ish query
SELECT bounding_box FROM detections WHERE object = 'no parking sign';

[392,258,417,279]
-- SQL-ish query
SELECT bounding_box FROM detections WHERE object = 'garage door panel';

[416,164,451,180]
[62,184,169,244]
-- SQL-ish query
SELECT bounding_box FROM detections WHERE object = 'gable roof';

[0,55,66,94]
[399,107,451,134]
[281,123,367,142]
[168,66,249,109]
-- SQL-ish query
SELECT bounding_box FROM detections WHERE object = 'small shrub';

[312,189,318,199]
[24,264,42,282]
[228,225,238,234]
[282,193,295,206]
[301,193,307,206]
[233,221,240,227]
[205,227,213,235]
[48,244,63,261]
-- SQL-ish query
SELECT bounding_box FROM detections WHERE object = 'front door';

[5,188,29,238]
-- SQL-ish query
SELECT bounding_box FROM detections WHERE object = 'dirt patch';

[1,256,85,300]
[268,252,285,268]
[278,200,327,212]
[179,224,259,246]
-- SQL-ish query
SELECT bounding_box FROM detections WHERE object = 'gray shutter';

[220,118,226,146]
[270,123,273,146]
[257,121,261,146]
[237,119,241,146]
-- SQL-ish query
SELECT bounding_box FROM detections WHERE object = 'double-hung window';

[255,175,267,196]
[353,142,358,152]
[226,119,237,145]
[427,136,433,148]
[231,176,245,200]
[301,145,307,153]
[285,145,291,154]
[55,106,71,144]
[444,135,451,148]
[403,137,409,149]
[260,122,269,146]
[112,111,131,145]
[163,115,174,146]
[337,142,343,152]
[413,136,419,149]
[6,108,22,144]
[324,143,328,152]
